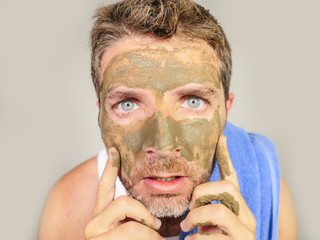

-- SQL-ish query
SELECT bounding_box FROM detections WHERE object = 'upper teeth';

[154,177,177,181]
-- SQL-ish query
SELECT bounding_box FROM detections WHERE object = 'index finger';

[92,147,120,217]
[216,135,239,190]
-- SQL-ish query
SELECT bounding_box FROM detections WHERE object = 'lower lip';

[143,177,187,194]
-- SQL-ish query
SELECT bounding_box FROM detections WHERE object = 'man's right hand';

[84,147,163,240]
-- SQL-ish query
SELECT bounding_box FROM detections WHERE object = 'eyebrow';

[174,87,216,97]
[105,89,144,101]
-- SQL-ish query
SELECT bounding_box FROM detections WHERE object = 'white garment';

[97,149,179,240]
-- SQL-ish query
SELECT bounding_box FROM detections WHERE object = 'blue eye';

[119,100,137,112]
[183,97,204,109]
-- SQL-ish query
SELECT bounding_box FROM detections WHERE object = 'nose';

[143,113,181,157]
[144,146,182,159]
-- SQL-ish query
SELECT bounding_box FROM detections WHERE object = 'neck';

[157,215,184,237]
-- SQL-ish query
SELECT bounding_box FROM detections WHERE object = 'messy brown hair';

[91,0,232,100]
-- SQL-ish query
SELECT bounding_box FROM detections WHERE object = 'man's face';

[99,36,227,218]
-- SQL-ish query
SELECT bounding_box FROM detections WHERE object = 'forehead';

[100,36,221,93]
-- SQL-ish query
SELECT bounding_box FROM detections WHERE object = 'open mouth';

[148,176,180,181]
[143,176,187,194]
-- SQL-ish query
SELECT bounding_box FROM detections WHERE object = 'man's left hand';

[180,135,256,240]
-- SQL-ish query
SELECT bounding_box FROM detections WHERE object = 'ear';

[96,100,100,108]
[226,93,235,114]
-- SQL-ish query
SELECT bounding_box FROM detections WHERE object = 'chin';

[129,181,194,218]
[136,194,190,218]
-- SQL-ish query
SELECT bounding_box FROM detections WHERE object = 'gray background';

[1,0,319,239]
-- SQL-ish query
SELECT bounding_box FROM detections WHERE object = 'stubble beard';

[120,155,212,218]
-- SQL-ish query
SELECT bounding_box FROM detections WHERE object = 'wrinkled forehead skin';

[98,37,227,179]
[100,46,221,94]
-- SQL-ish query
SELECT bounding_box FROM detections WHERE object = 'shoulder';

[278,177,298,240]
[38,156,99,240]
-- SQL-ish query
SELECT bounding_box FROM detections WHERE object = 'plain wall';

[1,0,319,239]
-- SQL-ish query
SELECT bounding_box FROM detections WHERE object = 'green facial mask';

[99,47,226,178]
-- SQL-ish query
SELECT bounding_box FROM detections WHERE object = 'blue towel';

[180,122,281,240]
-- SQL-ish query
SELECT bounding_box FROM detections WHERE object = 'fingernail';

[180,220,187,231]
[108,148,114,158]
[108,148,120,169]
[155,218,162,229]
[189,201,194,210]
[222,135,227,144]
